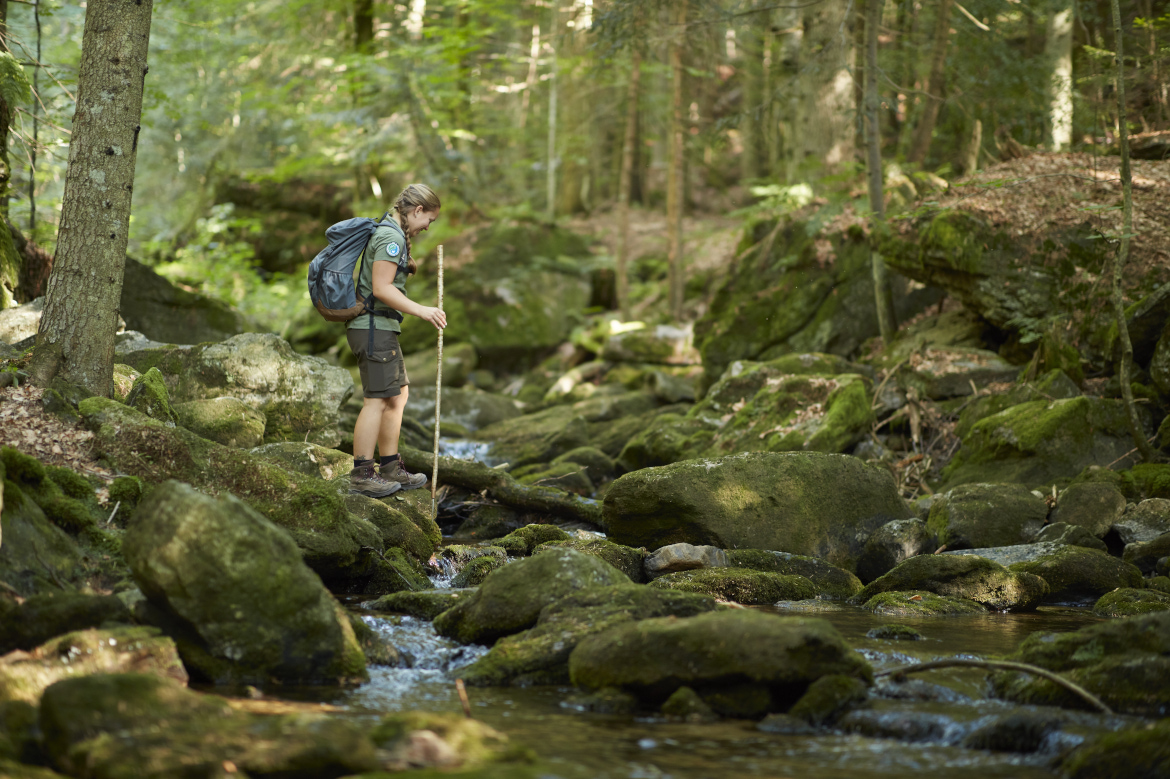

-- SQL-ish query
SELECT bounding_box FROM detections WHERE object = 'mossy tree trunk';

[907,0,953,165]
[29,0,153,395]
[864,0,896,343]
[1110,0,1156,464]
[665,0,687,321]
[0,0,18,309]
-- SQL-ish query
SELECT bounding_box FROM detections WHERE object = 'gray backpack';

[307,212,404,324]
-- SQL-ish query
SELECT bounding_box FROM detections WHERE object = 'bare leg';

[379,384,409,456]
[353,396,393,460]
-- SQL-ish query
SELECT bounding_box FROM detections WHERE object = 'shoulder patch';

[387,242,401,258]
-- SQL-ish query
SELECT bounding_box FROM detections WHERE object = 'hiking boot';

[349,462,401,498]
[380,458,428,491]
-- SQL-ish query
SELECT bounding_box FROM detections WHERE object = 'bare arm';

[372,261,446,329]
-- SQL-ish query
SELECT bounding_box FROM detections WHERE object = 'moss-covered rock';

[1049,482,1127,537]
[1060,719,1170,779]
[660,686,717,721]
[1033,522,1108,552]
[855,519,935,583]
[1,447,105,535]
[452,556,507,587]
[858,590,988,616]
[990,611,1170,716]
[0,479,83,595]
[926,483,1047,550]
[124,367,178,426]
[251,441,353,480]
[1123,532,1170,575]
[943,397,1149,488]
[344,493,441,565]
[0,627,187,704]
[107,475,144,514]
[648,568,817,604]
[726,549,864,599]
[111,363,141,402]
[454,504,523,541]
[405,385,522,434]
[552,447,615,484]
[849,553,1047,611]
[788,674,870,727]
[604,452,913,572]
[363,589,477,620]
[1004,544,1144,602]
[124,480,367,684]
[896,347,1021,400]
[369,710,515,771]
[404,341,478,389]
[601,323,700,365]
[1113,498,1170,545]
[172,396,264,447]
[439,544,507,568]
[568,610,872,717]
[475,406,590,469]
[434,549,629,645]
[0,592,132,655]
[513,462,594,497]
[495,523,571,556]
[458,585,716,687]
[615,413,715,473]
[533,538,647,582]
[954,369,1081,438]
[865,624,925,640]
[1093,587,1170,617]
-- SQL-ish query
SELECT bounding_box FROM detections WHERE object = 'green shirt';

[347,218,409,333]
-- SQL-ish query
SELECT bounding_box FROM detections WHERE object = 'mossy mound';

[452,556,508,587]
[954,369,1080,438]
[859,590,987,616]
[726,549,863,599]
[474,406,590,469]
[990,611,1170,716]
[649,568,818,604]
[865,624,925,640]
[173,397,266,448]
[125,366,178,426]
[434,549,629,645]
[495,524,571,556]
[788,674,870,727]
[615,413,715,473]
[513,462,595,497]
[1007,544,1144,602]
[1060,719,1170,779]
[849,554,1047,611]
[1,446,105,535]
[1093,587,1170,617]
[344,493,441,566]
[458,585,716,687]
[533,538,647,582]
[552,446,615,484]
[926,483,1047,550]
[0,592,132,655]
[0,478,83,595]
[363,588,476,620]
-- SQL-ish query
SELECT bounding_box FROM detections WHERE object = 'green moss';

[860,590,987,616]
[496,524,571,556]
[514,462,594,496]
[364,588,476,619]
[0,447,47,485]
[534,538,647,582]
[108,476,144,511]
[452,556,507,587]
[850,553,1047,611]
[1093,587,1170,617]
[125,367,178,425]
[788,674,870,726]
[1061,720,1170,779]
[369,711,513,769]
[865,624,925,640]
[726,549,862,599]
[648,569,817,604]
[1008,546,1144,602]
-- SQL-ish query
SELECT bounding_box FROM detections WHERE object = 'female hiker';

[348,183,446,498]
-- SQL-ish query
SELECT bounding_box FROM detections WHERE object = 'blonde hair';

[392,183,441,275]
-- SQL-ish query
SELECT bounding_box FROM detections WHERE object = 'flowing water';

[316,603,1122,778]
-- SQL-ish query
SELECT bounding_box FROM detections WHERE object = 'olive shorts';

[347,328,409,398]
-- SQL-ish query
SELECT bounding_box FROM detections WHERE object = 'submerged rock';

[569,610,872,718]
[859,590,987,616]
[434,549,629,645]
[124,481,367,685]
[865,624,925,640]
[173,397,266,448]
[648,568,818,604]
[849,553,1047,611]
[604,452,913,572]
[926,483,1047,550]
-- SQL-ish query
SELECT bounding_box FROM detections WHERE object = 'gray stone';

[927,483,1047,550]
[1122,532,1170,575]
[1113,499,1170,545]
[1034,523,1108,552]
[644,542,729,579]
[855,518,935,583]
[1049,482,1127,537]
[120,257,253,344]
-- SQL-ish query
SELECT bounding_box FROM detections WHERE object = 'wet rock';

[866,624,925,640]
[604,452,913,572]
[649,568,818,604]
[0,478,83,596]
[552,446,616,484]
[859,590,987,616]
[533,538,647,583]
[405,385,521,433]
[943,397,1148,488]
[1093,588,1170,617]
[348,614,403,667]
[1123,532,1170,575]
[1049,482,1127,537]
[363,589,477,620]
[756,713,820,735]
[564,687,639,715]
[660,686,717,722]
[251,441,354,481]
[452,556,507,587]
[601,323,700,365]
[726,549,863,599]
[569,610,872,718]
[173,396,265,447]
[115,332,352,447]
[434,549,629,644]
[1060,718,1170,779]
[961,711,1068,753]
[439,544,507,569]
[1034,522,1108,552]
[855,519,936,582]
[496,524,571,556]
[998,544,1144,602]
[873,677,971,703]
[1112,498,1170,544]
[788,674,870,727]
[896,347,1021,400]
[926,483,1047,550]
[124,481,367,684]
[644,542,729,579]
[849,554,1047,611]
[0,593,132,655]
[991,611,1170,716]
[458,585,715,686]
[0,627,187,704]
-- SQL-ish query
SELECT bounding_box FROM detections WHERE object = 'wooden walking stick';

[431,245,444,519]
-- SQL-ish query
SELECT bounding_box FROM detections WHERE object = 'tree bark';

[864,0,896,343]
[615,41,641,321]
[29,0,153,395]
[666,1,687,321]
[1110,0,1157,464]
[545,0,559,225]
[907,0,953,165]
[741,3,765,181]
[0,0,10,221]
[1045,0,1074,150]
[791,0,856,176]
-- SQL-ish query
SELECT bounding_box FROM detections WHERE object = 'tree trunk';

[791,0,856,176]
[29,0,154,395]
[0,0,10,221]
[741,4,765,181]
[775,5,802,182]
[354,0,374,52]
[1109,0,1157,464]
[907,0,954,165]
[616,42,641,321]
[545,0,559,225]
[865,0,896,343]
[666,0,687,320]
[1045,0,1074,150]
[962,118,982,174]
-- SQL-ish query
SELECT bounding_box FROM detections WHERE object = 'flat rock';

[644,542,729,578]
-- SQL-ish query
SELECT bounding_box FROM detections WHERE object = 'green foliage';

[0,53,32,115]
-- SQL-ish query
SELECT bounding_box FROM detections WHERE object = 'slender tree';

[1045,0,1074,150]
[864,0,896,343]
[29,0,154,395]
[615,16,642,321]
[790,0,855,176]
[666,0,687,320]
[545,0,560,225]
[907,0,953,165]
[1109,0,1157,464]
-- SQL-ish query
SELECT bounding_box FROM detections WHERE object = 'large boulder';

[849,553,1048,611]
[458,585,716,687]
[119,257,253,344]
[123,481,367,684]
[854,518,935,582]
[601,323,700,365]
[1112,499,1170,545]
[1049,481,1127,537]
[1002,544,1144,602]
[0,593,131,655]
[725,549,863,599]
[1061,720,1170,779]
[173,397,266,448]
[569,610,872,718]
[603,452,913,572]
[648,568,818,604]
[926,483,1047,550]
[115,332,352,447]
[433,548,629,645]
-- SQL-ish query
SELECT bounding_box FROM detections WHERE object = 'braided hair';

[391,183,441,275]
